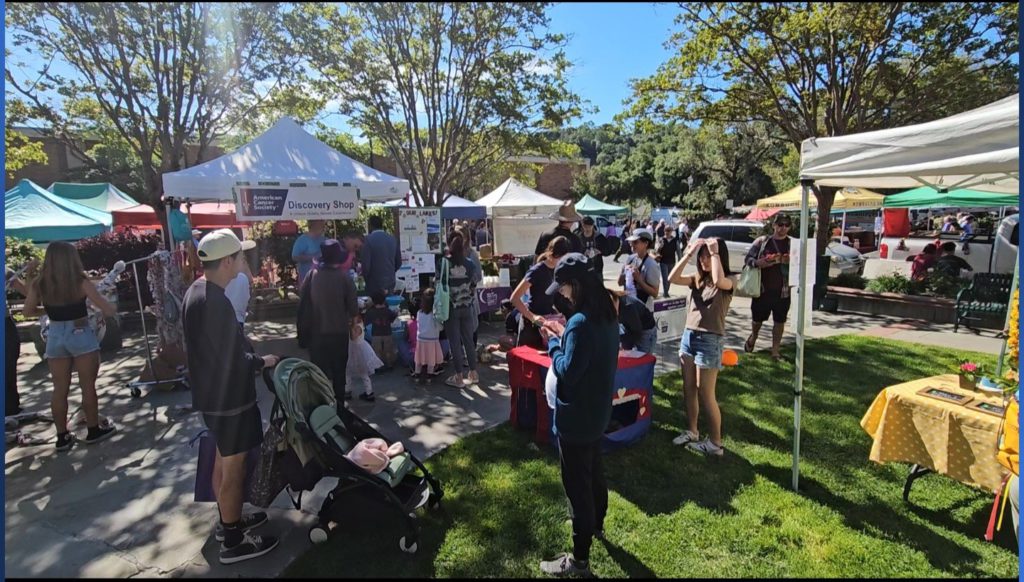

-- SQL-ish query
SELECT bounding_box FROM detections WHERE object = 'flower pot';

[958,374,976,391]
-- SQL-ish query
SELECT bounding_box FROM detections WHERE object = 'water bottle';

[625,265,637,298]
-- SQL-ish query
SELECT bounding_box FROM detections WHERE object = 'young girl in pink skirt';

[414,288,444,385]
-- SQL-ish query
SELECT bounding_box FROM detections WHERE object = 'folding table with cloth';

[507,346,656,452]
[860,374,1010,501]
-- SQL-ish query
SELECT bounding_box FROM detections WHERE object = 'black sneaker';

[55,432,76,452]
[358,392,376,402]
[215,512,269,542]
[219,531,279,565]
[84,424,117,445]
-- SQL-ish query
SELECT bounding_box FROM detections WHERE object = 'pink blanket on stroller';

[345,438,405,474]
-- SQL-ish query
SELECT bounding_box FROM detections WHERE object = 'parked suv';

[690,219,865,276]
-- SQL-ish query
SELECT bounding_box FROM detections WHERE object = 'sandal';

[445,374,465,388]
[743,335,756,353]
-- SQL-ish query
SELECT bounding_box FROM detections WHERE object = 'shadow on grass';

[598,537,656,578]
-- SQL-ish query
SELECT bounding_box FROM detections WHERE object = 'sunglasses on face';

[776,223,792,228]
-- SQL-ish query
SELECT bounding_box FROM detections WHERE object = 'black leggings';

[310,333,350,405]
[6,315,21,415]
[558,437,607,563]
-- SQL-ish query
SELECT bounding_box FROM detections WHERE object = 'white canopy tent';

[789,94,1020,492]
[476,178,564,256]
[162,117,410,202]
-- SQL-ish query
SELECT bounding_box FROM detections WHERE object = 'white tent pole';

[841,211,847,242]
[793,179,812,492]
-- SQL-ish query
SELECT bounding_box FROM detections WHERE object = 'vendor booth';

[382,193,486,221]
[476,178,563,257]
[575,194,627,216]
[794,93,1019,500]
[162,117,410,203]
[508,346,657,452]
[47,182,139,212]
[112,202,249,230]
[5,179,112,243]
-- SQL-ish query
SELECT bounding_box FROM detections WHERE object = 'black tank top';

[44,299,88,321]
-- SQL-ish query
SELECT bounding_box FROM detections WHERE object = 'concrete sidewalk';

[4,266,1005,578]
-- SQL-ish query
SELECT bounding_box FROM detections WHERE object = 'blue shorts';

[45,320,100,359]
[678,329,725,370]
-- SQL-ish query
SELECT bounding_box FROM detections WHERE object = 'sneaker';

[671,430,699,446]
[215,512,269,542]
[540,553,592,578]
[687,437,724,457]
[467,370,480,384]
[55,432,76,452]
[358,392,376,402]
[84,424,117,445]
[219,531,279,565]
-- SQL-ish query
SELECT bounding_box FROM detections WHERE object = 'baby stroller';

[264,358,443,553]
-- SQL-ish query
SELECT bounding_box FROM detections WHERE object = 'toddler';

[347,315,385,402]
[414,288,444,384]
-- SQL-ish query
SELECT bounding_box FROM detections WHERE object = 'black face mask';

[553,293,575,317]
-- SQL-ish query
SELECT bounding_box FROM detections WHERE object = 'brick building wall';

[535,163,587,200]
[5,128,224,193]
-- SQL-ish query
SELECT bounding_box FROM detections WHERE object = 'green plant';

[5,236,44,273]
[957,358,987,384]
[922,272,968,299]
[828,272,867,289]
[866,273,924,295]
[76,228,162,306]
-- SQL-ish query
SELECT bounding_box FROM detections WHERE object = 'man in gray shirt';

[360,215,402,297]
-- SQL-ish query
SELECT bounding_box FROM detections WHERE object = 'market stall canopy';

[5,179,112,242]
[800,93,1019,194]
[576,194,627,216]
[161,117,410,202]
[112,202,248,230]
[756,185,885,211]
[746,207,781,221]
[47,182,139,212]
[381,193,486,221]
[475,177,563,218]
[881,186,1019,209]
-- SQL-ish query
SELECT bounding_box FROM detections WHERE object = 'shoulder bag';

[736,236,767,298]
[433,258,451,324]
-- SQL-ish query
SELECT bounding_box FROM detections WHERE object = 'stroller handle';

[261,361,279,395]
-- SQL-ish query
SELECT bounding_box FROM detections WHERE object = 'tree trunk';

[813,186,837,257]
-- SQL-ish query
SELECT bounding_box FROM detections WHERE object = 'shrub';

[5,236,44,273]
[922,272,968,299]
[828,272,867,289]
[866,273,924,295]
[75,228,163,307]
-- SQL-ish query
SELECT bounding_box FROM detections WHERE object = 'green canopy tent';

[47,182,139,212]
[575,194,627,216]
[6,179,112,243]
[881,186,1018,208]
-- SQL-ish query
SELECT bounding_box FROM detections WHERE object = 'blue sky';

[546,2,682,125]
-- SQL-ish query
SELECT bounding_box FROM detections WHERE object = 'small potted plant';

[957,359,984,390]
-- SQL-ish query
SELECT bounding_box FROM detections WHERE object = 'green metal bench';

[954,273,1013,332]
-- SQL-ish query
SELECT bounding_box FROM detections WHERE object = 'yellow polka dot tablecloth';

[861,374,1009,493]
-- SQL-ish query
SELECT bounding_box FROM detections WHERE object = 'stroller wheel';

[398,536,418,554]
[428,495,442,510]
[308,526,329,544]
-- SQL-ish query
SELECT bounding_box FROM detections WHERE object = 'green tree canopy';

[295,2,585,206]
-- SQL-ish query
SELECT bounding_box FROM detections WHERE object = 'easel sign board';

[231,181,359,220]
[652,297,687,341]
[399,208,442,255]
[788,237,816,330]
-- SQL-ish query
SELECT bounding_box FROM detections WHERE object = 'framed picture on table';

[966,400,1007,418]
[916,386,974,406]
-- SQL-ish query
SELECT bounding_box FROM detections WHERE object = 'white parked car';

[690,219,865,276]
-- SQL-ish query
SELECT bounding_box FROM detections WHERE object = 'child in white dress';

[414,288,445,385]
[348,315,385,402]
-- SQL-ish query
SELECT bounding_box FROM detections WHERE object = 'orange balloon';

[722,349,739,367]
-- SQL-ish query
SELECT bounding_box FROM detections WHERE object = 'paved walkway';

[4,262,1005,578]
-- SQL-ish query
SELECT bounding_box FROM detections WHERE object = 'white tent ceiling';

[800,94,1019,194]
[475,177,564,218]
[162,118,410,201]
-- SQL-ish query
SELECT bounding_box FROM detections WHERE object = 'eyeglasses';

[776,223,792,228]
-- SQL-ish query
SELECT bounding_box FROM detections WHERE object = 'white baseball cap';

[197,229,256,261]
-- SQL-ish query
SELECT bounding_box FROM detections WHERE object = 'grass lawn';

[284,335,1019,578]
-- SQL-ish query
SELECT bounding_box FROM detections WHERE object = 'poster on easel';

[398,208,442,255]
[788,238,816,330]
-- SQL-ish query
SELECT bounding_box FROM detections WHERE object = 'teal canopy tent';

[5,179,112,243]
[576,194,627,216]
[882,186,1018,208]
[48,182,139,212]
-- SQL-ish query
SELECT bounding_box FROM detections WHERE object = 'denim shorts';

[678,328,725,370]
[45,320,100,359]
